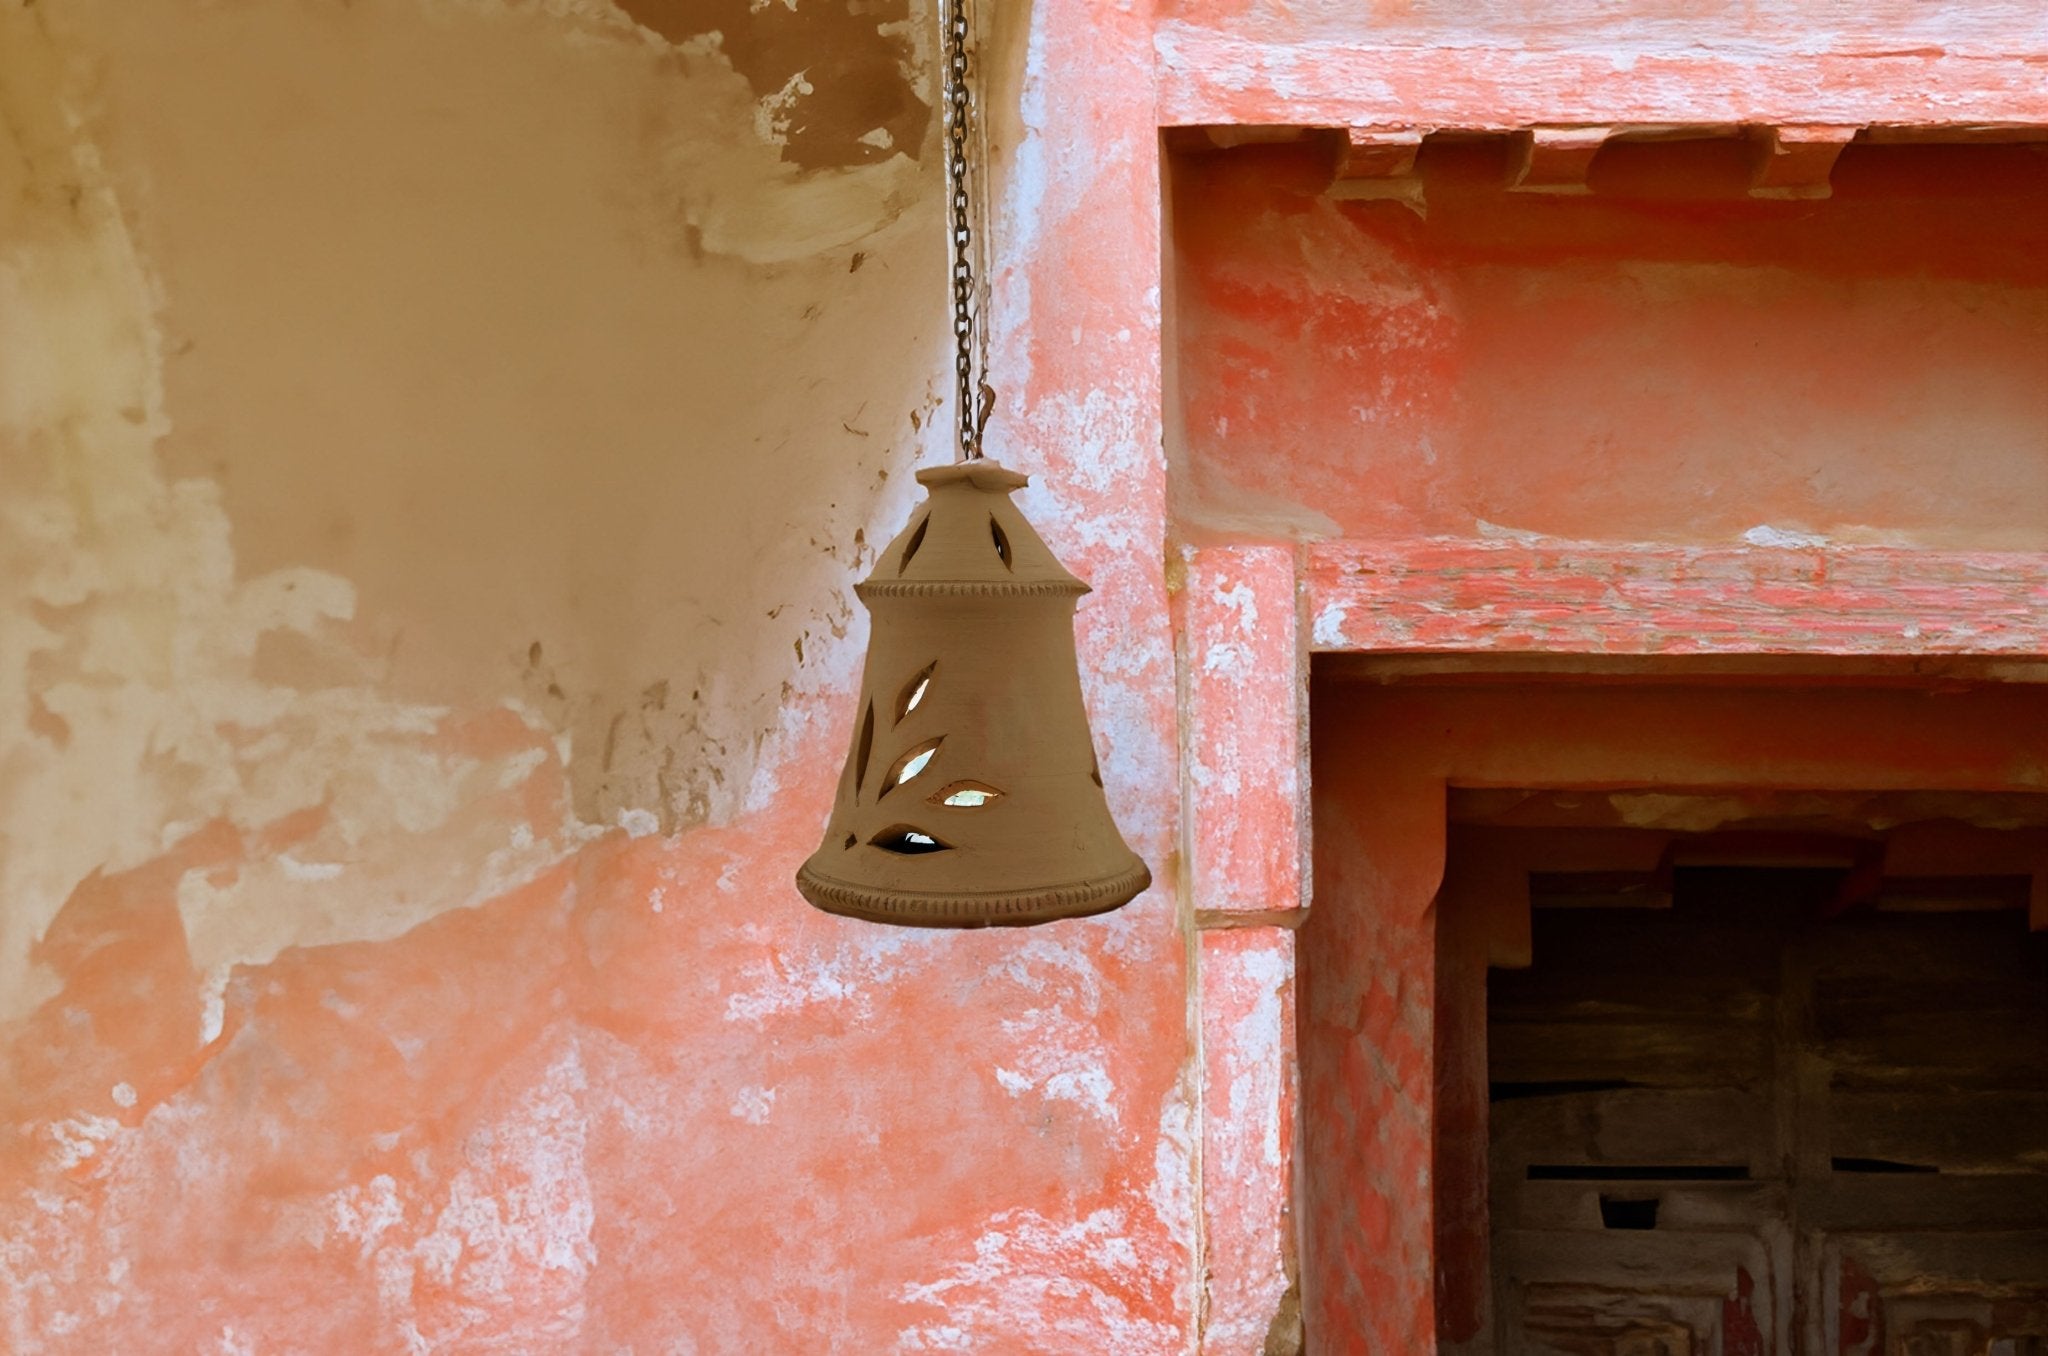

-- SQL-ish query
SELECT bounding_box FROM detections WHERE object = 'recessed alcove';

[1166,131,2048,550]
[1166,120,2048,1355]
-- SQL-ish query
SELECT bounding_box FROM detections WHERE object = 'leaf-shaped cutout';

[883,737,943,794]
[899,513,930,573]
[871,824,952,855]
[853,701,875,791]
[1089,756,1103,789]
[930,780,1003,809]
[896,662,936,723]
[989,515,1011,569]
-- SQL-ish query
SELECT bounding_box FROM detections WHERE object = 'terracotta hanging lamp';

[793,0,1148,928]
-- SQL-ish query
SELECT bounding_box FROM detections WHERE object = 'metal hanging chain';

[941,0,993,461]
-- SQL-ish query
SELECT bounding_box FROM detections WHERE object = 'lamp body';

[795,461,1150,927]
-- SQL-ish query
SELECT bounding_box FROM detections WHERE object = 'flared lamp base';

[796,857,1150,929]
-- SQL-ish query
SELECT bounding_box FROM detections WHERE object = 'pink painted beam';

[1508,126,1613,194]
[1751,124,1861,198]
[1181,545,1308,921]
[1339,128,1423,180]
[1199,927,1299,1355]
[1156,30,2048,132]
[1305,540,2048,656]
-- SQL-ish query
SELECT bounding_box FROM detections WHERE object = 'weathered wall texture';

[8,0,2047,1350]
[1156,6,2048,1354]
[1,0,1189,1350]
[1173,141,2048,549]
[0,0,942,1020]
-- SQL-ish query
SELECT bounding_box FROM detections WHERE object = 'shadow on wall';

[0,0,944,1008]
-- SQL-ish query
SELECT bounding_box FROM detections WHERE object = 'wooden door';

[1487,868,2048,1356]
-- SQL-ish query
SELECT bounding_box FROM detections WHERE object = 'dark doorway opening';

[1303,678,2048,1355]
[1486,862,2048,1355]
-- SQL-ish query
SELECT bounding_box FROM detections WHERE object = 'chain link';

[940,0,990,460]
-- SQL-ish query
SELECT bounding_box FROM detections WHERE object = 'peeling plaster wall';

[1,0,1192,1350]
[0,0,938,1023]
[16,0,2033,1350]
[93,0,938,837]
[1,0,944,971]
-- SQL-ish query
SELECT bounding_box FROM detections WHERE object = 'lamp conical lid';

[795,461,1150,927]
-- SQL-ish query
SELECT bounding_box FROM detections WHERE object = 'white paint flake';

[278,854,345,882]
[728,1086,776,1124]
[1743,523,1831,549]
[616,807,660,838]
[1311,601,1350,648]
[752,69,815,147]
[48,1115,122,1172]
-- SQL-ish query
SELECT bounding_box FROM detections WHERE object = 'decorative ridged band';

[796,859,1151,928]
[856,578,1090,601]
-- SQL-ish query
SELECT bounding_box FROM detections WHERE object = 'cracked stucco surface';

[0,1,1195,1351]
[0,0,948,1014]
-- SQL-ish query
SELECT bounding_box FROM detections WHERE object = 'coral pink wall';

[4,0,2046,1352]
[2,0,1187,1350]
[1174,141,2048,548]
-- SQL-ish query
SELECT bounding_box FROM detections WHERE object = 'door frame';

[1298,671,2048,1354]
